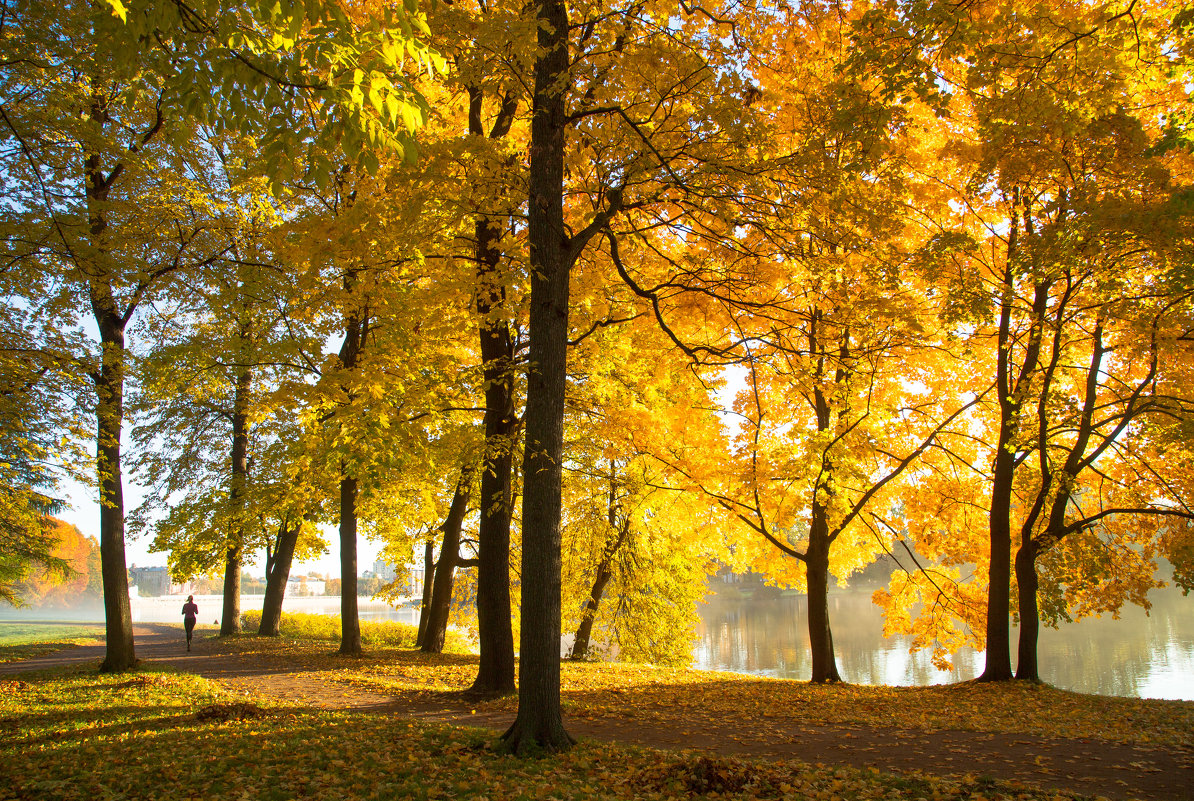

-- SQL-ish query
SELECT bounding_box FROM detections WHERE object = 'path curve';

[4,624,1191,801]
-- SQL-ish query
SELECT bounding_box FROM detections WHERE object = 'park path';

[4,623,1192,801]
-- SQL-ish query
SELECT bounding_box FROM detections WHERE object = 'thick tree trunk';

[259,518,301,636]
[422,471,472,654]
[219,543,242,635]
[805,527,842,684]
[220,361,251,636]
[1014,539,1042,682]
[470,206,517,694]
[339,471,361,655]
[95,312,135,672]
[502,0,574,754]
[416,539,434,647]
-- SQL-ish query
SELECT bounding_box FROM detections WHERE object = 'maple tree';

[0,0,440,671]
[858,0,1194,680]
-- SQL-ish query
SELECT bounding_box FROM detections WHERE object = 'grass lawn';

[0,622,104,662]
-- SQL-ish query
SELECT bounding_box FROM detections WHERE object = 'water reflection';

[695,584,1194,700]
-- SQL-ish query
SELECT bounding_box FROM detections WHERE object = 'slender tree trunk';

[94,310,135,672]
[337,266,365,657]
[259,518,301,636]
[571,475,628,661]
[502,0,574,753]
[1014,539,1041,682]
[220,361,251,636]
[470,160,517,693]
[569,564,613,660]
[422,470,472,654]
[416,539,434,647]
[339,470,361,655]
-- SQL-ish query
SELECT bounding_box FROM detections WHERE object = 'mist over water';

[4,581,1190,701]
[694,584,1194,701]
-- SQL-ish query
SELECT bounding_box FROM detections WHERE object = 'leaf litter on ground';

[2,664,1110,801]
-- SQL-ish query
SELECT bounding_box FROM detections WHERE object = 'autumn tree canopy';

[3,0,1192,743]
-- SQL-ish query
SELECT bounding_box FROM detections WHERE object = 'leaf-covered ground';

[4,625,1193,800]
[1,667,1112,801]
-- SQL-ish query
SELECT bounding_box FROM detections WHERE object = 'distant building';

[286,577,326,596]
[372,559,397,583]
[128,566,172,597]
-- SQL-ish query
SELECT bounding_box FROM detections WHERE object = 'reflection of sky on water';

[695,585,1194,700]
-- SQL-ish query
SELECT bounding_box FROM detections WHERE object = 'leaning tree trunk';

[470,203,517,694]
[1014,538,1042,682]
[422,471,471,654]
[259,518,301,636]
[94,307,135,672]
[501,0,574,754]
[220,360,251,636]
[569,562,613,661]
[571,479,628,661]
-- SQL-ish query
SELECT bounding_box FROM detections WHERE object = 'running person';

[182,595,199,652]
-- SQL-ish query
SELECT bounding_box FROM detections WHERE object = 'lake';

[12,582,1189,701]
[694,583,1194,701]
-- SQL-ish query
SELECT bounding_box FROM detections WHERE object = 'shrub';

[240,609,449,649]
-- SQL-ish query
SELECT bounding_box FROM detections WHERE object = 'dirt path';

[4,624,1191,801]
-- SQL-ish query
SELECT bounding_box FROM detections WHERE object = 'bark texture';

[501,0,574,753]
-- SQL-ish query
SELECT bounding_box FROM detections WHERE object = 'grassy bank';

[3,665,1099,801]
[0,623,104,663]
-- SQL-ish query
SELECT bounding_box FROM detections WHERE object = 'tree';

[2,0,440,671]
[855,0,1194,680]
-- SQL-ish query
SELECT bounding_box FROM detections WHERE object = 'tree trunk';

[85,89,135,672]
[805,526,842,683]
[259,518,301,636]
[470,157,517,694]
[1014,538,1042,682]
[981,445,1016,681]
[220,360,251,636]
[94,310,135,672]
[501,0,574,754]
[422,470,472,654]
[339,471,361,655]
[569,564,613,660]
[570,475,628,661]
[219,542,242,635]
[416,538,434,647]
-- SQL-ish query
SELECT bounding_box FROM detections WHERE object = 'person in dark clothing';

[182,595,199,652]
